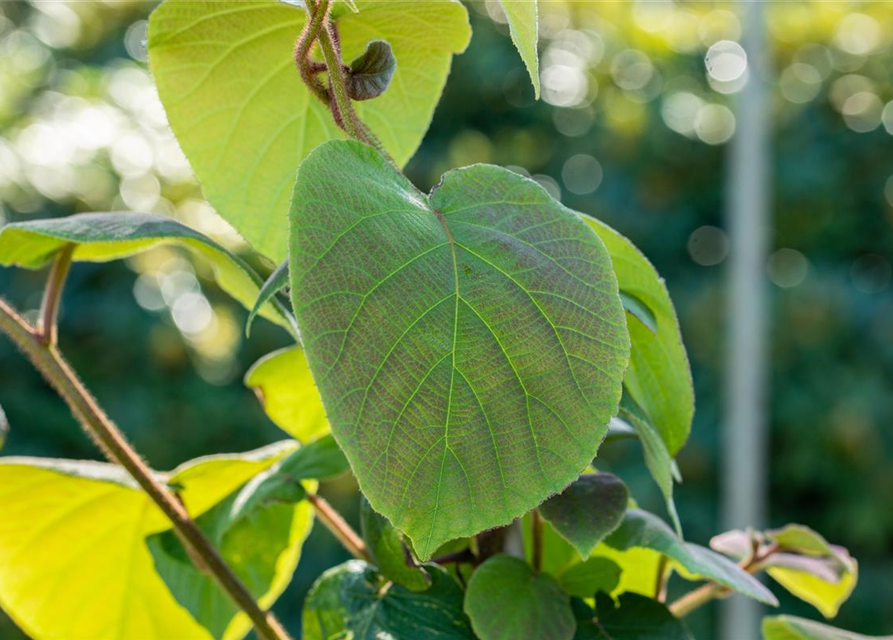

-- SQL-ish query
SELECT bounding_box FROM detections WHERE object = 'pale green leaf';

[245,346,329,442]
[360,497,431,591]
[605,509,778,605]
[246,260,291,337]
[762,616,892,640]
[768,524,838,559]
[539,473,629,558]
[557,557,621,599]
[303,560,474,640]
[574,593,694,640]
[464,555,576,640]
[147,473,316,640]
[498,0,540,98]
[148,0,471,262]
[0,212,295,336]
[290,141,630,559]
[584,216,694,455]
[0,442,294,640]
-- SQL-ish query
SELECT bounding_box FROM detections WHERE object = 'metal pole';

[721,1,771,639]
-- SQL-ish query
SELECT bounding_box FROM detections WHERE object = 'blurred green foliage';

[1,1,891,638]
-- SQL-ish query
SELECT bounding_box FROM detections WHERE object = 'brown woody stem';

[0,297,293,640]
[307,493,370,561]
[37,245,74,346]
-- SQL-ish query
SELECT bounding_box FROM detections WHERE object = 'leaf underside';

[289,140,630,559]
[148,0,471,262]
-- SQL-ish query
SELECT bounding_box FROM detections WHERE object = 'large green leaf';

[302,560,474,640]
[605,510,778,606]
[148,0,471,262]
[762,616,891,640]
[0,212,295,336]
[539,473,629,558]
[584,216,693,456]
[245,346,329,442]
[360,497,431,591]
[0,442,295,640]
[147,472,316,640]
[574,593,694,640]
[290,140,630,559]
[498,0,540,98]
[464,555,576,640]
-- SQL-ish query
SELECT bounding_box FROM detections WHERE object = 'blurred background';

[1,1,891,638]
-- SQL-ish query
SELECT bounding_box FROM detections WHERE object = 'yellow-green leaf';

[762,615,890,640]
[767,550,858,619]
[148,0,471,262]
[498,0,540,98]
[0,442,296,640]
[245,346,330,442]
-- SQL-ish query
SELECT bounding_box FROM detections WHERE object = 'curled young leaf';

[539,473,629,559]
[348,40,397,101]
[290,140,629,559]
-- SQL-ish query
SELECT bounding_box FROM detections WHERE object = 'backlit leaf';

[762,615,890,640]
[464,555,576,640]
[585,216,694,456]
[498,0,540,98]
[245,346,329,442]
[605,510,778,605]
[302,560,473,640]
[0,212,295,336]
[148,0,471,262]
[0,442,294,640]
[290,140,630,558]
[539,473,629,558]
[767,550,857,619]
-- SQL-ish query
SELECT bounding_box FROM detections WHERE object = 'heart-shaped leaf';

[762,616,887,640]
[539,473,629,558]
[0,212,295,336]
[360,497,431,591]
[498,0,540,98]
[303,560,474,640]
[0,443,297,640]
[290,140,630,558]
[148,0,471,262]
[605,510,778,606]
[245,346,329,442]
[464,555,576,640]
[348,40,397,101]
[584,216,693,456]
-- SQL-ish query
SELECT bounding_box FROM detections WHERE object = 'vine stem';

[531,509,544,574]
[315,7,366,143]
[294,0,331,105]
[0,293,293,640]
[37,244,74,346]
[307,493,370,561]
[668,542,779,618]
